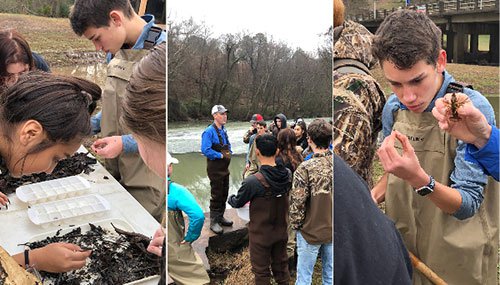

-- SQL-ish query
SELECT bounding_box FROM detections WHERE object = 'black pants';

[207,157,230,216]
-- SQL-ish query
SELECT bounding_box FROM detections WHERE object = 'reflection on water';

[52,63,108,88]
[169,153,246,212]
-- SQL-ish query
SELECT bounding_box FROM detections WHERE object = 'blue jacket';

[466,126,499,181]
[168,178,205,243]
[201,124,232,160]
[91,14,166,153]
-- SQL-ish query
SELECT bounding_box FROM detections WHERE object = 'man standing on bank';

[201,105,233,234]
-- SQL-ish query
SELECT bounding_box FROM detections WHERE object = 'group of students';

[0,0,168,283]
[334,1,498,284]
[197,106,333,284]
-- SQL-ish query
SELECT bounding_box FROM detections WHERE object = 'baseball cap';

[250,113,264,123]
[211,105,228,115]
[167,152,179,165]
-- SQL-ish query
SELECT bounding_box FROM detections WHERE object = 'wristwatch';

[414,175,435,196]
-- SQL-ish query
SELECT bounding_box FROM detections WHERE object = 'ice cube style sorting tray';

[27,194,110,226]
[16,175,91,204]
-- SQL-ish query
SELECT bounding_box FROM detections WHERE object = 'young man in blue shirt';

[371,10,498,285]
[69,0,166,221]
[201,105,233,234]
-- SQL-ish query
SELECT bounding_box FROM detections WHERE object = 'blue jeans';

[295,231,333,285]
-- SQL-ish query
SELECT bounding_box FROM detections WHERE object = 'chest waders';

[243,139,261,179]
[206,124,231,221]
[167,210,210,285]
[248,172,290,285]
[101,47,165,222]
[386,111,499,285]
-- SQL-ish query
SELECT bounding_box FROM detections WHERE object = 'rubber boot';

[210,213,223,234]
[219,215,233,227]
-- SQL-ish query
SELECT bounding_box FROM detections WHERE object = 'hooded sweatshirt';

[272,114,288,137]
[228,164,292,243]
[229,164,291,208]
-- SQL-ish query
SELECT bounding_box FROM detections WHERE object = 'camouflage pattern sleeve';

[289,164,310,230]
[242,129,253,144]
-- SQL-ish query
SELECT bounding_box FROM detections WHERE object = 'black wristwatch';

[414,175,435,196]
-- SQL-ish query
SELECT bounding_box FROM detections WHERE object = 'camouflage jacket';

[290,150,332,244]
[333,20,386,187]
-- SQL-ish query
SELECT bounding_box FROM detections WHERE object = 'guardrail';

[348,0,499,22]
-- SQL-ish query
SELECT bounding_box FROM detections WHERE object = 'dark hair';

[0,29,34,87]
[307,119,332,149]
[256,121,267,128]
[121,42,166,145]
[277,128,303,171]
[70,0,135,36]
[295,121,307,139]
[256,134,278,157]
[372,10,442,69]
[1,71,101,154]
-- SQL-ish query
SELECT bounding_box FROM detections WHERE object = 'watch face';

[417,187,433,196]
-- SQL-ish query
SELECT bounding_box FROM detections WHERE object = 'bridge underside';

[357,11,499,65]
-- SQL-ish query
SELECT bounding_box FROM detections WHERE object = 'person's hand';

[91,136,123,158]
[147,228,165,257]
[245,163,250,170]
[31,243,91,273]
[432,93,491,148]
[0,192,8,207]
[377,131,428,188]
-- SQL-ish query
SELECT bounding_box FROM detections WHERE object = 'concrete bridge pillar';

[452,27,468,63]
[489,28,499,64]
[445,31,455,63]
[470,33,479,57]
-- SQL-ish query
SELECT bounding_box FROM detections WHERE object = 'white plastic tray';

[16,175,91,204]
[27,194,110,226]
[28,219,160,285]
[236,202,250,222]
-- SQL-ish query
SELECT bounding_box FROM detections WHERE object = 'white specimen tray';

[16,175,91,204]
[236,202,250,222]
[28,219,160,285]
[27,194,110,226]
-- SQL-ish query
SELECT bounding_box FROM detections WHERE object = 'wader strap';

[211,123,229,146]
[254,172,270,189]
[254,172,274,198]
[143,26,164,50]
[334,58,371,76]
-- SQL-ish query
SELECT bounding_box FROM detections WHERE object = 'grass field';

[372,63,499,97]
[0,13,98,66]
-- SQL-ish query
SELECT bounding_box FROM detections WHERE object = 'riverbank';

[0,13,104,67]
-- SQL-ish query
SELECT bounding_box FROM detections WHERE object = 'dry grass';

[0,13,102,66]
[207,247,324,284]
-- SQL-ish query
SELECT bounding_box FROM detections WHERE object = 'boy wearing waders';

[201,105,233,234]
[228,134,291,285]
[371,10,498,285]
[69,0,166,221]
[289,119,333,284]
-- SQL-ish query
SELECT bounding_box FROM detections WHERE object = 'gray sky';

[167,0,333,53]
